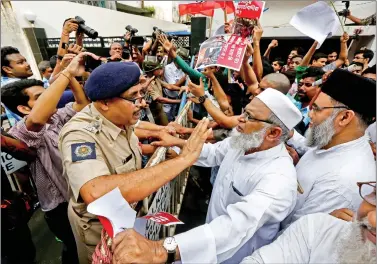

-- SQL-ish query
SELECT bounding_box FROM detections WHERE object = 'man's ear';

[337,110,356,127]
[17,105,31,116]
[2,66,13,75]
[96,100,109,111]
[266,126,283,142]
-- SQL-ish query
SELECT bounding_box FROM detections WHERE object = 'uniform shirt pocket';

[115,158,136,174]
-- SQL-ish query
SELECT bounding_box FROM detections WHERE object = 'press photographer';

[338,1,376,25]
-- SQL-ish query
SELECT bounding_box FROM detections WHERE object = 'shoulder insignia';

[83,121,101,134]
[71,142,96,162]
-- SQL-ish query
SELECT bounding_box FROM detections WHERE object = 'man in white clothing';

[283,69,376,229]
[241,181,376,263]
[111,88,303,264]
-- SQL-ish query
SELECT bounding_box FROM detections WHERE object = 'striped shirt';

[9,103,76,211]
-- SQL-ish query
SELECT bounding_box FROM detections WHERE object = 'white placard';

[1,152,27,175]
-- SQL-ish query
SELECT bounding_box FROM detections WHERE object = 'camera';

[75,16,98,39]
[125,25,139,36]
[338,1,350,17]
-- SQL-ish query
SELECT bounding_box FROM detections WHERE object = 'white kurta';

[241,213,351,263]
[282,135,375,229]
[174,139,298,263]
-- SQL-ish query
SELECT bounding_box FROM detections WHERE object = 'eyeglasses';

[118,96,145,105]
[357,181,376,206]
[241,110,273,124]
[309,105,350,112]
[298,82,313,87]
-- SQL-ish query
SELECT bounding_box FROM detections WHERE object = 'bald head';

[262,73,291,95]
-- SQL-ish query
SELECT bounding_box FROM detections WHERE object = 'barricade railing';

[140,101,192,240]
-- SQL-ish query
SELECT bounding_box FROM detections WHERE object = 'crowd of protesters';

[1,13,376,264]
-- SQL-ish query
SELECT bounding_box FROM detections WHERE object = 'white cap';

[256,88,303,130]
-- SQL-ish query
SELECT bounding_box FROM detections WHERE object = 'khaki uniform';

[148,78,169,126]
[58,103,142,264]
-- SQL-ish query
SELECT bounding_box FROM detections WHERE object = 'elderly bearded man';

[110,88,303,264]
[241,181,376,263]
[283,69,376,229]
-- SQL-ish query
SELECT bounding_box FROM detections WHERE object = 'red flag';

[214,1,236,14]
[178,1,235,17]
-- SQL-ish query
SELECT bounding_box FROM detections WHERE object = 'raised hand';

[202,66,217,78]
[269,39,278,48]
[158,34,173,54]
[187,78,205,97]
[180,117,212,165]
[65,52,99,77]
[62,18,78,35]
[252,19,263,43]
[67,43,84,55]
[340,32,350,43]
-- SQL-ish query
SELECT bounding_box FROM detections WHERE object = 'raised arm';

[252,19,264,81]
[26,53,94,132]
[240,43,259,95]
[300,40,318,67]
[203,67,233,114]
[187,79,239,129]
[50,18,78,84]
[333,32,349,68]
[263,39,278,60]
[74,118,211,204]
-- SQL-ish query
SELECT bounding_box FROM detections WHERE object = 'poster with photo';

[233,1,265,39]
[195,34,247,71]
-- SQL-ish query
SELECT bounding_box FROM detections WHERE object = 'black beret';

[142,61,162,73]
[84,62,140,101]
[321,69,376,118]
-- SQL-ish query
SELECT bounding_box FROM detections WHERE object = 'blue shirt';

[286,93,311,126]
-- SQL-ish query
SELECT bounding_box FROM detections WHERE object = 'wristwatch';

[163,237,178,264]
[198,95,207,104]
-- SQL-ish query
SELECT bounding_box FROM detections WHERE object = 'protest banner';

[195,34,247,71]
[235,1,265,19]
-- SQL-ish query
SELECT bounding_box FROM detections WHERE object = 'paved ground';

[27,165,212,263]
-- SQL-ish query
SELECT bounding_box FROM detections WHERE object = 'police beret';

[321,69,376,119]
[84,62,140,101]
[142,61,162,73]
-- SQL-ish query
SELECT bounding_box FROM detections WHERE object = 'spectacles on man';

[357,181,376,206]
[298,82,313,87]
[309,104,350,112]
[241,110,274,124]
[118,90,147,105]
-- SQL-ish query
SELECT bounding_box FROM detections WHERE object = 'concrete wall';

[1,1,41,80]
[119,1,174,22]
[10,1,188,38]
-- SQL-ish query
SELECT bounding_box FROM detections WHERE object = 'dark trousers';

[1,222,36,264]
[44,202,79,264]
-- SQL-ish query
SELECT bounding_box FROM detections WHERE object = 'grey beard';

[230,126,269,152]
[337,218,376,264]
[306,113,337,148]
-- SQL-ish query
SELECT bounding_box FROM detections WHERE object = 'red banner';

[235,1,265,19]
[143,212,184,226]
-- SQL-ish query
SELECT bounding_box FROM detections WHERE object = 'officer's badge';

[71,142,96,162]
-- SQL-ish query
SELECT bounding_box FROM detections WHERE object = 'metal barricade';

[140,101,192,240]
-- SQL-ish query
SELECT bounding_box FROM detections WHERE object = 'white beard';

[230,126,268,152]
[337,218,376,264]
[306,113,337,148]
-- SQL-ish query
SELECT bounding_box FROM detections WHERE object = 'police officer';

[58,62,211,264]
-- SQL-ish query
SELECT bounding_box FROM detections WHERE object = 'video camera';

[125,25,145,46]
[75,16,98,39]
[338,1,350,17]
[152,27,178,42]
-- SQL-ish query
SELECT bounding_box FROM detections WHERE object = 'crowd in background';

[1,12,376,264]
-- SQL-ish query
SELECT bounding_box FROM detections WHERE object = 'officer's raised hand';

[180,117,212,165]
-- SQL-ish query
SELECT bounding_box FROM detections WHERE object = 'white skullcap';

[256,88,302,130]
